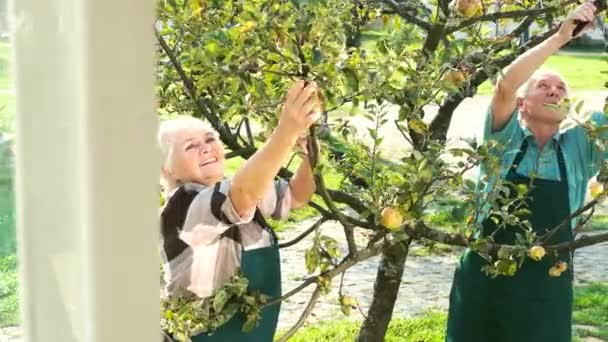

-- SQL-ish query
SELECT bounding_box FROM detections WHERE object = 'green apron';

[191,239,282,342]
[191,194,282,342]
[447,139,574,342]
[163,183,283,342]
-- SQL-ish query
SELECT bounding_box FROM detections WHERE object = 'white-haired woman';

[160,81,321,341]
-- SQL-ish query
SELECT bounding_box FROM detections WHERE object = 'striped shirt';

[160,179,292,298]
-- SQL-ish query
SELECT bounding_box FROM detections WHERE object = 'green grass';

[585,215,608,232]
[0,39,11,91]
[0,93,16,135]
[573,283,608,341]
[278,311,447,342]
[279,283,608,342]
[0,255,18,328]
[476,54,607,95]
[0,40,14,135]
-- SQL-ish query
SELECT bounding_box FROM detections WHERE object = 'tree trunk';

[356,239,410,342]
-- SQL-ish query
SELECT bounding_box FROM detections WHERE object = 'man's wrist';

[551,31,571,48]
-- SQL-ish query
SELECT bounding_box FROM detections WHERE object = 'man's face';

[520,72,569,124]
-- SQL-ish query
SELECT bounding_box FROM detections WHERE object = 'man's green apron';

[447,139,574,342]
[191,186,282,342]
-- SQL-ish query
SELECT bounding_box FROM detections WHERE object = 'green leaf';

[212,289,229,313]
[242,311,260,332]
[408,118,427,135]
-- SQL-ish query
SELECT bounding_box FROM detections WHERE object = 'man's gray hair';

[517,69,570,98]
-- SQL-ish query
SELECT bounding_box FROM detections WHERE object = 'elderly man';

[446,3,602,342]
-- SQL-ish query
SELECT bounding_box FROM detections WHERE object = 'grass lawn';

[586,214,608,232]
[0,39,11,91]
[278,283,608,342]
[0,255,18,328]
[278,311,447,342]
[477,54,607,95]
[573,283,608,341]
[0,39,14,135]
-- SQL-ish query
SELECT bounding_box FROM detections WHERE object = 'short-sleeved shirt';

[160,179,292,298]
[479,108,607,227]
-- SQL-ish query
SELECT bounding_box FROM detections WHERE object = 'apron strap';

[555,140,568,184]
[509,138,529,174]
[211,182,233,225]
[555,140,575,282]
[210,182,277,245]
[509,137,568,184]
[253,209,278,245]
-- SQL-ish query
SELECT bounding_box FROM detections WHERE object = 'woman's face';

[166,126,225,186]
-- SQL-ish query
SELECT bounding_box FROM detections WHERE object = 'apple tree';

[156,0,608,340]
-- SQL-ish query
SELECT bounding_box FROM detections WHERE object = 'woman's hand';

[277,80,322,139]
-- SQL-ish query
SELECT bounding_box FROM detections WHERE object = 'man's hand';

[557,2,598,43]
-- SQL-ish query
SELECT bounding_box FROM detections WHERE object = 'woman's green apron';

[190,185,282,342]
[447,139,574,342]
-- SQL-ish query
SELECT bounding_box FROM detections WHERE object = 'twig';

[261,68,301,78]
[265,241,384,308]
[381,0,433,31]
[275,286,323,342]
[548,232,608,252]
[541,198,598,244]
[394,120,414,145]
[279,217,329,249]
[446,6,568,33]
[155,27,241,150]
[225,146,255,159]
[309,125,359,256]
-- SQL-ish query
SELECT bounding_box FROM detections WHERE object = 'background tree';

[156,0,608,340]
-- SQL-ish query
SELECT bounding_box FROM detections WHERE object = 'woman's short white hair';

[158,116,217,171]
[517,69,569,98]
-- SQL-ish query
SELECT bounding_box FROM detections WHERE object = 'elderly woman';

[159,81,321,341]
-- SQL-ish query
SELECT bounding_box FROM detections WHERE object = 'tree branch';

[155,27,242,151]
[404,216,608,254]
[265,240,384,308]
[541,198,598,244]
[275,286,323,342]
[225,146,256,159]
[279,217,330,249]
[381,0,433,31]
[548,232,608,252]
[429,26,561,140]
[446,7,563,33]
[309,126,359,256]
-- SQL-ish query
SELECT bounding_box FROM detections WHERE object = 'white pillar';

[10,0,159,341]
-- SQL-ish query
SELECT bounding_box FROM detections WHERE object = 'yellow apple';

[589,180,604,199]
[443,69,467,88]
[548,266,563,277]
[555,261,568,273]
[381,207,403,231]
[465,215,474,225]
[240,21,257,35]
[528,245,546,261]
[450,0,482,18]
